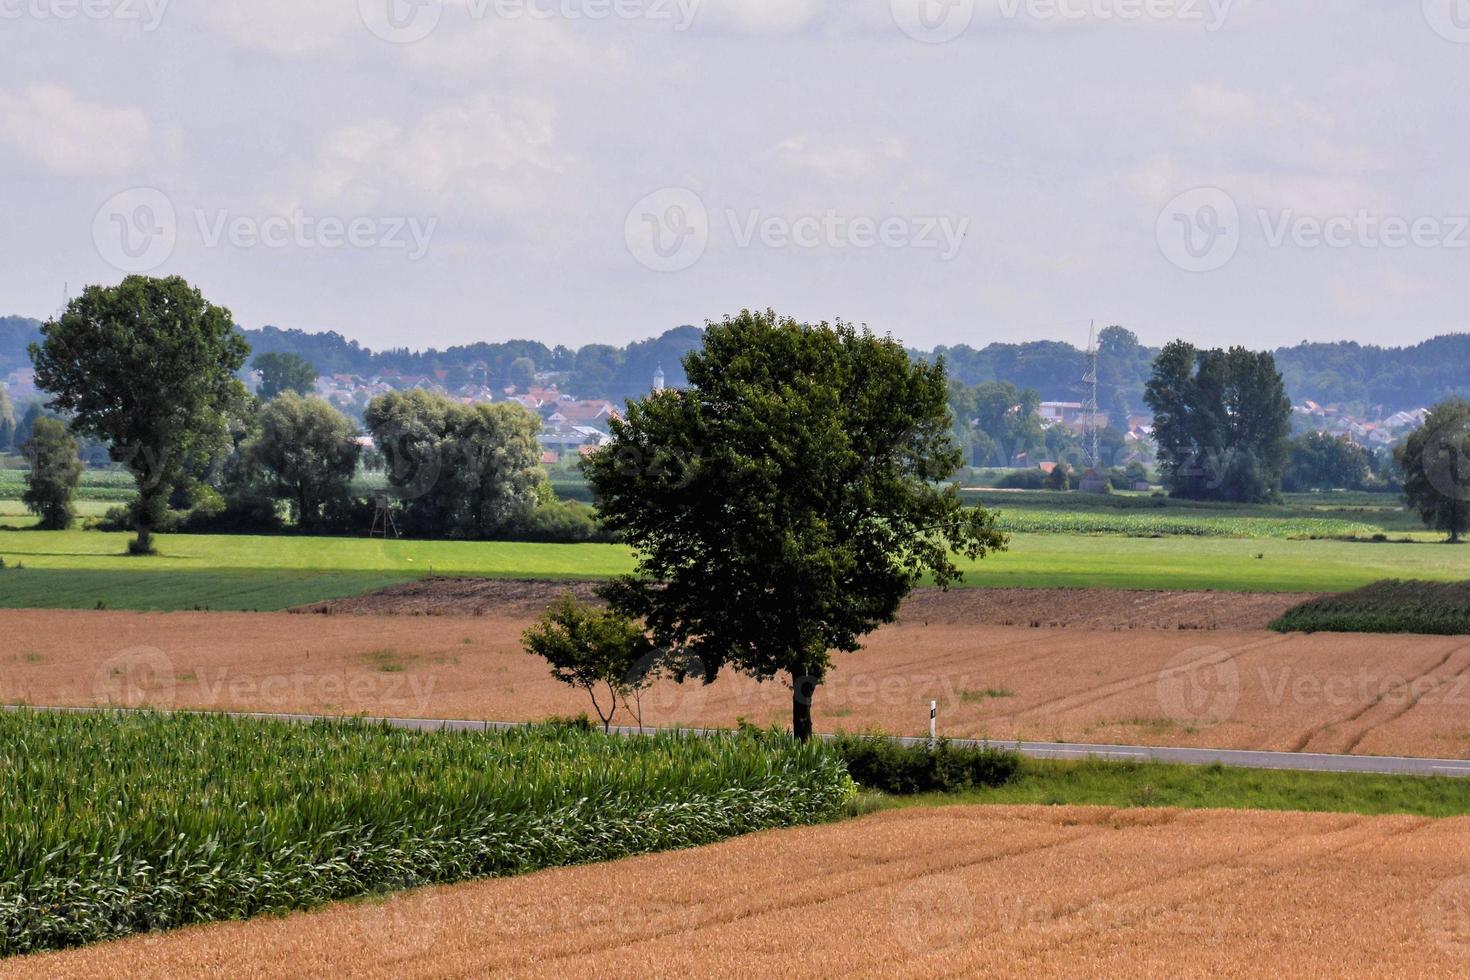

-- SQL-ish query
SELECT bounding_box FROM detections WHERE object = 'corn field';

[993,509,1381,539]
[0,711,855,957]
[1270,579,1470,635]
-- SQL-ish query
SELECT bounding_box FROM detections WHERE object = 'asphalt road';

[9,703,1470,779]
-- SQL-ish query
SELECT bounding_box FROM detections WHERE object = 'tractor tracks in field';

[1289,642,1470,755]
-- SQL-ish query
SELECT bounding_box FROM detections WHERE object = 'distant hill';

[2,311,1464,414]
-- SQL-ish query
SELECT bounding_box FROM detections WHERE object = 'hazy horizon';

[4,1,1469,352]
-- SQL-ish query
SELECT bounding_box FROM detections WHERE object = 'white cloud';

[1184,83,1257,126]
[0,86,149,175]
[203,0,359,54]
[766,136,906,181]
[698,0,824,31]
[314,96,562,211]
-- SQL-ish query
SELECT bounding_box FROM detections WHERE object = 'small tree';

[253,352,319,400]
[30,276,249,554]
[243,392,361,528]
[21,418,83,529]
[1044,462,1072,491]
[522,595,657,734]
[1396,399,1470,543]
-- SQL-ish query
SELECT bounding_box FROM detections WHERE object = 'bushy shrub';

[831,734,1019,794]
[994,468,1047,490]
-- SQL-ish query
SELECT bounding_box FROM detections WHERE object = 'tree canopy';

[21,417,82,530]
[1144,341,1292,503]
[29,276,250,552]
[243,392,360,528]
[364,389,544,538]
[253,352,319,400]
[1395,398,1470,543]
[584,309,1007,740]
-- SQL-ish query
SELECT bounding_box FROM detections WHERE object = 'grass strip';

[867,756,1470,818]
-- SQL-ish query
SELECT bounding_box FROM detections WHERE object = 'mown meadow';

[1,527,1468,610]
[0,711,855,957]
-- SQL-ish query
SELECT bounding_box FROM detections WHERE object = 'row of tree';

[24,277,604,550]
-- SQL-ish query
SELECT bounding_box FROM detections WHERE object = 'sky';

[2,0,1469,353]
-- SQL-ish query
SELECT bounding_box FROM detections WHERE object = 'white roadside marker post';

[929,700,938,750]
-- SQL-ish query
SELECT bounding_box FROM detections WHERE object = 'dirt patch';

[296,578,1318,631]
[15,805,1470,978]
[4,609,1469,759]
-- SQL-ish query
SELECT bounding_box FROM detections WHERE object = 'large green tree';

[253,352,319,400]
[364,390,544,538]
[950,380,1042,467]
[1282,432,1373,492]
[1396,399,1470,543]
[1144,341,1291,503]
[584,310,1007,740]
[21,417,83,530]
[29,276,250,553]
[243,392,361,528]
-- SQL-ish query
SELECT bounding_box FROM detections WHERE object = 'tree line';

[22,277,607,549]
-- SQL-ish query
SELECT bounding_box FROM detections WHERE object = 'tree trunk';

[132,523,153,555]
[791,671,816,741]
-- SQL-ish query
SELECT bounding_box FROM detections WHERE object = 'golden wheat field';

[12,805,1470,978]
[3,608,1470,758]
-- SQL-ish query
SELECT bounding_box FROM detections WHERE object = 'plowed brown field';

[4,609,1470,758]
[13,805,1470,978]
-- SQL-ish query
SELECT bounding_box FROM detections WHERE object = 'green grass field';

[0,527,1466,611]
[877,757,1470,819]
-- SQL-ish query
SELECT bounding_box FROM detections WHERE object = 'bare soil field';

[15,805,1470,978]
[4,609,1470,758]
[297,580,1317,631]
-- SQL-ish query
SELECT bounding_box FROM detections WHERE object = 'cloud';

[313,95,562,211]
[0,86,149,175]
[203,0,360,54]
[766,136,906,181]
[698,0,825,31]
